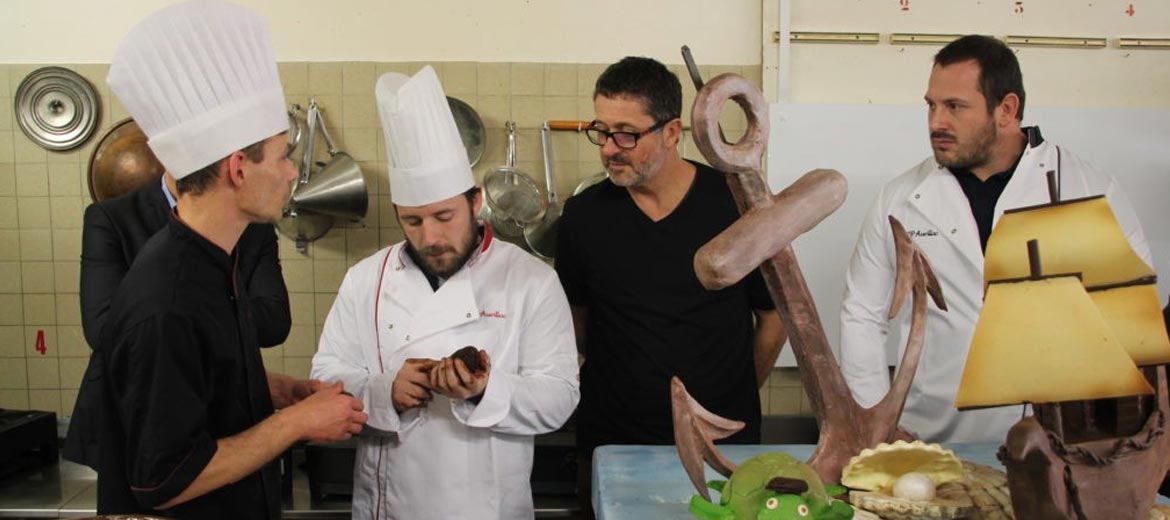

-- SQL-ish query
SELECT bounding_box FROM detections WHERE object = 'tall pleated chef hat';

[376,66,474,207]
[107,1,288,180]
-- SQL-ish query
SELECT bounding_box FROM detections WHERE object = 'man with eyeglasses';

[555,56,786,515]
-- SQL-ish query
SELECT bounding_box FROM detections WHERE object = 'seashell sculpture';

[840,441,964,492]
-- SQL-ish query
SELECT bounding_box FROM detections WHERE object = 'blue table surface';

[593,443,1169,520]
[593,444,1001,520]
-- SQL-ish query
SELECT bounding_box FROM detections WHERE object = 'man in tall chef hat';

[311,66,580,520]
[96,2,368,518]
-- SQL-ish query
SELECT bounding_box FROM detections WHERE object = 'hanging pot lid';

[15,66,101,151]
[447,96,485,167]
[276,207,334,245]
[87,118,164,202]
[573,171,609,196]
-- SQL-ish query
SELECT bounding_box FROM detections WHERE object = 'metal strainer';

[482,121,546,239]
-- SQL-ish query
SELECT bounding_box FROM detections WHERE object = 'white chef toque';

[376,66,474,207]
[107,1,288,180]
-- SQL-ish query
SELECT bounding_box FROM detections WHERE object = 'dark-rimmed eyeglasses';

[585,119,671,149]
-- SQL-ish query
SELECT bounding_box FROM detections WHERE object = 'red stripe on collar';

[463,223,493,269]
[481,222,494,253]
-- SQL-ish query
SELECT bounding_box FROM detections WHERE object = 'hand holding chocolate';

[426,346,490,403]
[450,345,486,374]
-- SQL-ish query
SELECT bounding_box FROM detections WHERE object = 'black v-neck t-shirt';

[556,161,773,451]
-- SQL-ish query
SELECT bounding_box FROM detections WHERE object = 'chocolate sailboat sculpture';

[956,176,1170,519]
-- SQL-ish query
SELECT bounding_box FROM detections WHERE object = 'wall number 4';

[35,329,46,355]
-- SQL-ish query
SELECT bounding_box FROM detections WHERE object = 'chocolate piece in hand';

[451,346,484,374]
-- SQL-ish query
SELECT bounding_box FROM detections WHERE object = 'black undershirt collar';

[950,150,1024,252]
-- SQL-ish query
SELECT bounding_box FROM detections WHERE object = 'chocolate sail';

[956,275,1152,409]
[983,196,1170,365]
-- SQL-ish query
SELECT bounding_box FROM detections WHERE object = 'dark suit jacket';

[64,182,291,469]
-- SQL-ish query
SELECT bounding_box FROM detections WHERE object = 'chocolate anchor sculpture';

[673,71,946,488]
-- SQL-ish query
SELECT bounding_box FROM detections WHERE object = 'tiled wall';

[0,60,813,419]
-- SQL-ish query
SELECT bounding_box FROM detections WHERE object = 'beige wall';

[1,0,764,65]
[1,60,821,419]
[786,43,1170,108]
[782,0,1170,107]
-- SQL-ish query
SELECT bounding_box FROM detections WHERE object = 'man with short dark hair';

[67,151,291,471]
[555,56,786,512]
[96,3,367,518]
[839,34,1152,443]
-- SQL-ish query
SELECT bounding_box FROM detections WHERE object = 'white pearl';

[892,472,936,501]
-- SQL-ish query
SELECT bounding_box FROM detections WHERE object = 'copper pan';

[89,109,305,203]
[87,118,164,202]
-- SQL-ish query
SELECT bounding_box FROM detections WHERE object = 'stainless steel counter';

[0,452,578,519]
[0,456,93,518]
[0,453,350,519]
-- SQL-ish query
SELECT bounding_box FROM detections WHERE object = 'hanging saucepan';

[681,44,731,145]
[447,96,485,167]
[285,104,304,161]
[546,119,611,196]
[522,121,582,258]
[278,100,333,248]
[481,121,545,243]
[535,120,609,197]
[522,120,599,258]
[298,100,321,185]
[289,106,368,222]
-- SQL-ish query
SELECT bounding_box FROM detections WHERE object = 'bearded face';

[398,192,481,279]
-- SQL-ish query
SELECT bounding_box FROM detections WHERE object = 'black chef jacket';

[67,181,291,470]
[97,214,278,520]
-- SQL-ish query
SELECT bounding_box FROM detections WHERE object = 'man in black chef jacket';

[66,170,293,471]
[96,2,368,519]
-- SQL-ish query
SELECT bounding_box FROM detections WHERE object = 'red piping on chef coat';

[462,223,494,270]
[481,222,494,252]
[371,248,393,520]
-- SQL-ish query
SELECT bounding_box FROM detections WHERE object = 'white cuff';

[451,372,513,427]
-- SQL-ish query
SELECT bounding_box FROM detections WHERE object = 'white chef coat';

[839,134,1152,443]
[311,230,580,519]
